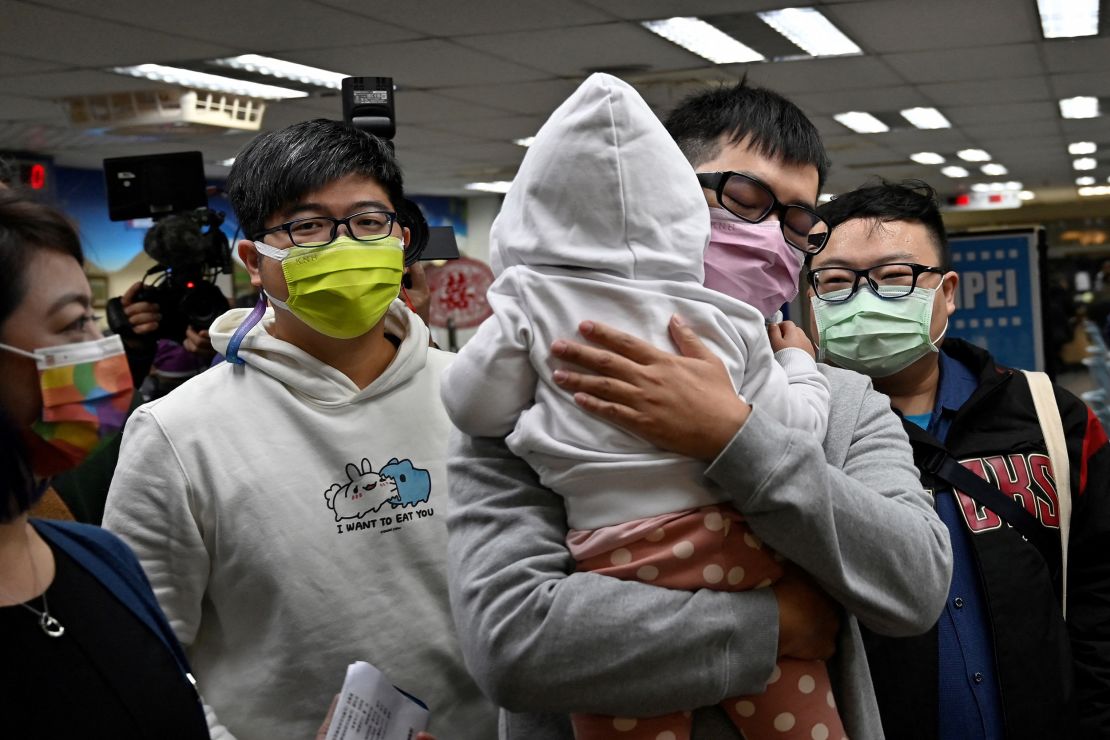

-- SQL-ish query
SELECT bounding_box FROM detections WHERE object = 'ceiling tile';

[825,0,1038,53]
[918,76,1051,106]
[742,55,903,94]
[454,23,704,76]
[881,43,1043,84]
[435,79,587,116]
[29,0,422,48]
[961,118,1061,141]
[319,0,609,35]
[578,0,790,20]
[0,1,235,66]
[944,101,1059,126]
[288,39,550,88]
[1051,72,1110,98]
[792,86,928,115]
[0,54,66,77]
[1042,37,1110,74]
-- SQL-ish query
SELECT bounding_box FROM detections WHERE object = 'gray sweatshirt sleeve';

[446,370,952,716]
[708,369,952,636]
[446,429,780,716]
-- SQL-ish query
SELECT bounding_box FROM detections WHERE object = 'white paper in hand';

[324,661,430,740]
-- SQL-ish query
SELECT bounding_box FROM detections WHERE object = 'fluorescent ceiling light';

[833,111,889,133]
[1003,181,1023,190]
[1079,185,1110,196]
[818,193,835,204]
[941,166,969,177]
[1037,0,1099,39]
[217,158,236,167]
[756,7,861,57]
[210,54,347,90]
[1074,157,1098,170]
[981,163,1008,176]
[1077,176,1096,185]
[1060,96,1100,119]
[1019,190,1035,201]
[642,17,765,64]
[900,107,951,130]
[971,183,990,193]
[910,152,945,165]
[513,137,536,148]
[957,149,991,162]
[1069,141,1097,155]
[111,64,308,99]
[465,181,514,194]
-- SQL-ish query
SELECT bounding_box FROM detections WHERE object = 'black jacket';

[862,339,1110,739]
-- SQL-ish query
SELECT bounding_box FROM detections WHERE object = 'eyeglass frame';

[252,209,399,247]
[696,171,830,254]
[807,262,947,303]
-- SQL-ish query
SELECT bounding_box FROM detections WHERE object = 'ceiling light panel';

[1060,96,1100,119]
[833,111,889,133]
[210,54,348,90]
[1037,0,1099,39]
[465,181,514,194]
[756,7,862,57]
[981,163,1008,176]
[941,166,969,177]
[642,17,765,64]
[1074,157,1098,170]
[900,107,951,130]
[957,149,991,162]
[1077,176,1096,185]
[1069,141,1097,155]
[910,152,945,165]
[111,64,308,99]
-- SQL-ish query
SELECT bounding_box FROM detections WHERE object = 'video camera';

[342,77,459,264]
[103,151,232,343]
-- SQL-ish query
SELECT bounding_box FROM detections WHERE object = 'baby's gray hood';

[489,73,708,282]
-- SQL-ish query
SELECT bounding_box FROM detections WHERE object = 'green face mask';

[254,235,405,339]
[811,286,947,378]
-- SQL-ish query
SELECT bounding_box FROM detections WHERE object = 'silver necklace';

[0,526,65,638]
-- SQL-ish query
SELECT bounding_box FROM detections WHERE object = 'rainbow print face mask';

[0,335,133,475]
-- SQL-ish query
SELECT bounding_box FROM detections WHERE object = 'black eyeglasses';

[254,210,397,247]
[808,262,946,303]
[697,171,829,254]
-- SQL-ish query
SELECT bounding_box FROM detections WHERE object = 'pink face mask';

[703,207,803,319]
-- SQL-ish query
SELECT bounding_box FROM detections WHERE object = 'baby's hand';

[768,320,815,359]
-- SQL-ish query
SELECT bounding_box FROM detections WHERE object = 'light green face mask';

[254,235,405,339]
[811,285,947,378]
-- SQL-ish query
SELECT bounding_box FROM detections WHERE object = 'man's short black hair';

[227,118,404,240]
[664,78,830,189]
[817,179,950,270]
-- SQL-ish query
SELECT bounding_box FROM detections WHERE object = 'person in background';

[811,180,1110,739]
[0,189,209,738]
[103,118,496,740]
[446,80,952,739]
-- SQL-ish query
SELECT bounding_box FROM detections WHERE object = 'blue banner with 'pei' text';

[947,229,1044,371]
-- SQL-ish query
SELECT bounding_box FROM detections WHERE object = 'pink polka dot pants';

[571,505,847,740]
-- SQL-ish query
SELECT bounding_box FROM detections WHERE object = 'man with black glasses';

[447,82,952,739]
[810,180,1110,739]
[103,119,496,740]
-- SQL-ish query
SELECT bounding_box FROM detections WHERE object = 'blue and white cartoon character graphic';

[324,458,398,522]
[382,458,432,508]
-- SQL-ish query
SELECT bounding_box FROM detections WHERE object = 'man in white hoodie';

[102,119,497,740]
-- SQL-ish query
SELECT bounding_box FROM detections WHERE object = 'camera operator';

[117,279,225,401]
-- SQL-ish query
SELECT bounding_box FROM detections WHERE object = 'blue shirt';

[904,350,1005,740]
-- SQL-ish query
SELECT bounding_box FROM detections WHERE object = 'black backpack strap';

[918,446,1058,566]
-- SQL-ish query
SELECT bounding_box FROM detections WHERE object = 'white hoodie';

[103,301,496,740]
[441,73,830,531]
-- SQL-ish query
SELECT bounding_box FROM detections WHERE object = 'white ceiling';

[2,0,1109,202]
